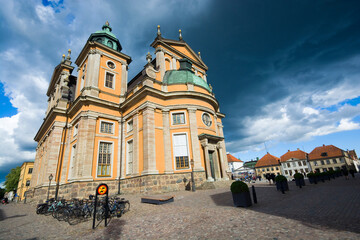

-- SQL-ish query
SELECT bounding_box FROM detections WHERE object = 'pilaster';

[162,108,173,174]
[142,106,158,175]
[188,108,204,171]
[201,139,214,181]
[155,48,165,81]
[133,112,140,175]
[85,50,101,97]
[217,143,229,180]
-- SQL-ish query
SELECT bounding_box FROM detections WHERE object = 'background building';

[280,149,311,180]
[29,23,229,201]
[16,162,34,201]
[308,144,357,172]
[227,153,243,172]
[255,153,281,178]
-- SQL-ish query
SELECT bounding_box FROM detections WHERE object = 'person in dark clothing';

[349,169,355,178]
[342,168,349,180]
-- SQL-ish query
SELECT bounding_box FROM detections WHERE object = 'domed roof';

[88,21,122,52]
[163,59,211,92]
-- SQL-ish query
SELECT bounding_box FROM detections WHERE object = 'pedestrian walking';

[349,169,355,178]
[342,168,349,180]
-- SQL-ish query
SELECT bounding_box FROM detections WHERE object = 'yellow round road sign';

[97,185,108,195]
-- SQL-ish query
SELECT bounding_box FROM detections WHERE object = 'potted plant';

[307,172,316,184]
[230,181,252,207]
[275,175,289,192]
[294,173,305,188]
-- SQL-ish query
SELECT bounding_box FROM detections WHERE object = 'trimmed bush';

[275,175,287,182]
[230,181,249,193]
[294,173,304,179]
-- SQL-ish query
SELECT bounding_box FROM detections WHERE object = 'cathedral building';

[29,22,229,200]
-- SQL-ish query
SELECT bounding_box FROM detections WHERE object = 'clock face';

[202,113,212,127]
[107,61,115,69]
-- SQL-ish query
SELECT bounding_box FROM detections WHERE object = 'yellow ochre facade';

[29,23,229,200]
[17,161,34,201]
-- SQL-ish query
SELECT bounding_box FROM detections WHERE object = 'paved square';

[1,175,359,239]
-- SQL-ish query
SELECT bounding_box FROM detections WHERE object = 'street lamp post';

[190,159,196,192]
[47,174,53,201]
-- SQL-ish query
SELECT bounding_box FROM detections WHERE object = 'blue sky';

[0,0,360,186]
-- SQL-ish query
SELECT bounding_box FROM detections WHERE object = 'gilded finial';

[67,49,71,60]
[157,25,161,36]
[146,52,152,63]
[105,21,109,26]
[179,29,182,40]
[198,52,201,58]
[62,54,65,62]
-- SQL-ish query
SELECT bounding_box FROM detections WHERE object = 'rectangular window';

[292,162,296,167]
[26,180,30,186]
[305,168,309,172]
[271,167,274,171]
[100,121,113,134]
[173,133,189,169]
[127,140,133,174]
[303,161,307,166]
[326,159,330,164]
[332,158,337,164]
[276,167,279,170]
[172,112,185,125]
[314,161,318,166]
[266,168,269,171]
[287,163,290,168]
[298,161,302,166]
[285,170,288,175]
[28,168,33,174]
[97,142,112,177]
[105,72,114,89]
[127,120,133,132]
[73,124,78,137]
[340,158,345,163]
[262,169,265,172]
[69,144,77,179]
[321,160,325,165]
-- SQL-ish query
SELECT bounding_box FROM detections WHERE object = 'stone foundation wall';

[28,171,208,203]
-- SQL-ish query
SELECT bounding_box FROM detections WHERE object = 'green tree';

[4,166,21,192]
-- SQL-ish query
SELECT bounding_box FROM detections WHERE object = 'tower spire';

[179,29,183,40]
[157,25,161,37]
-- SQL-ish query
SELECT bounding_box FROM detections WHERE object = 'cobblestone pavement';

[1,174,359,240]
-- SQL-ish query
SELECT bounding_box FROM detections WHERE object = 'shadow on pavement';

[0,208,27,221]
[210,178,360,234]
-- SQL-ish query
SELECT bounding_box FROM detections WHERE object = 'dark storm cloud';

[175,0,360,150]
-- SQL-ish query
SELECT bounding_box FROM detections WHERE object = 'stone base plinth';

[28,171,210,202]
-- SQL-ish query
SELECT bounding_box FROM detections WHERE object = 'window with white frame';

[332,158,337,164]
[127,140,133,174]
[100,121,113,134]
[97,142,112,177]
[172,112,185,125]
[127,120,133,132]
[73,124,79,137]
[340,158,345,163]
[105,72,114,89]
[173,133,189,169]
[314,161,318,166]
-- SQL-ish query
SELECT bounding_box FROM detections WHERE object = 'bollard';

[252,185,257,204]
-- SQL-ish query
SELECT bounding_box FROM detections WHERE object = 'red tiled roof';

[227,154,243,163]
[255,153,280,168]
[349,150,358,160]
[280,149,308,162]
[308,144,343,161]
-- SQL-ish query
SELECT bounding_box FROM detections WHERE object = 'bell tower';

[74,22,132,103]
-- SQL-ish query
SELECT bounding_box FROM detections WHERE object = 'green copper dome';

[88,21,122,52]
[163,59,211,92]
